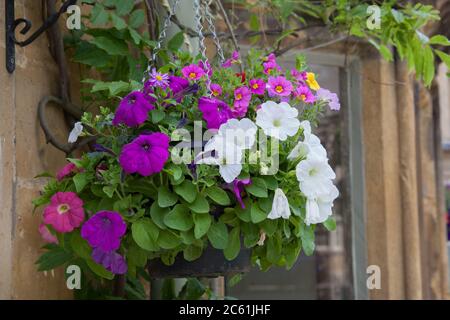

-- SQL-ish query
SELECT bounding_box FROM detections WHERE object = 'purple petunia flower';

[222,51,240,68]
[233,86,252,118]
[317,88,341,111]
[147,68,170,88]
[263,61,281,75]
[291,69,307,83]
[232,178,252,209]
[119,133,170,176]
[112,91,154,127]
[181,64,205,81]
[198,97,233,129]
[81,211,127,252]
[210,83,223,97]
[92,247,127,275]
[249,79,265,95]
[267,76,293,97]
[294,85,316,104]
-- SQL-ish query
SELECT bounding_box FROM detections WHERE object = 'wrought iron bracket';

[5,0,77,73]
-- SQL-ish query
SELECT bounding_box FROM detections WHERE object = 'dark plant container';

[147,246,251,278]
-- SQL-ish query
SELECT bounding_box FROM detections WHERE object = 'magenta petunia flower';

[222,51,240,68]
[249,79,265,95]
[43,192,84,233]
[294,85,316,103]
[263,61,281,75]
[232,178,252,209]
[317,88,340,111]
[39,223,58,244]
[233,86,252,118]
[210,83,223,97]
[112,91,154,127]
[169,75,190,94]
[119,133,170,176]
[81,211,126,252]
[267,76,293,97]
[198,97,233,129]
[181,64,205,81]
[147,68,170,88]
[264,53,277,63]
[92,247,127,275]
[56,162,78,181]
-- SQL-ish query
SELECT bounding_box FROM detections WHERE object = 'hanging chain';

[203,0,225,64]
[142,0,181,84]
[194,0,213,94]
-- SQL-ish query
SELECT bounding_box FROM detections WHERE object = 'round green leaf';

[206,186,231,206]
[131,218,160,251]
[163,204,194,231]
[207,221,229,250]
[193,213,212,239]
[188,194,210,213]
[173,180,198,203]
[158,186,178,208]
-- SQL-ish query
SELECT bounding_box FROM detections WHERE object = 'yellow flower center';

[189,72,196,79]
[252,83,259,89]
[236,93,242,100]
[156,75,163,81]
[213,90,219,96]
[57,204,70,214]
[300,94,306,101]
[275,85,283,93]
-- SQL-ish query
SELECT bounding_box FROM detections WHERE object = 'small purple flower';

[267,76,293,97]
[291,69,307,82]
[198,97,232,129]
[92,248,127,275]
[263,61,281,75]
[233,86,252,117]
[181,64,205,81]
[119,133,170,176]
[317,88,341,111]
[112,91,154,127]
[249,79,265,95]
[232,178,252,209]
[294,85,316,104]
[222,51,240,68]
[147,68,170,88]
[264,53,277,63]
[210,83,223,97]
[81,211,127,252]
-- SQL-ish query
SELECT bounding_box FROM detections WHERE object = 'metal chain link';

[202,0,225,64]
[142,0,181,84]
[194,0,213,94]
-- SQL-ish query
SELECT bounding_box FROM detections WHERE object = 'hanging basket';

[147,246,251,278]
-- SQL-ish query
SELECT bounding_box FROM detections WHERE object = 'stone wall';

[0,0,71,299]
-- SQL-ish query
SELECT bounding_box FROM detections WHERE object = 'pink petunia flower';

[210,83,223,97]
[249,79,265,95]
[222,51,240,68]
[263,61,281,75]
[266,76,293,97]
[181,64,205,81]
[294,85,316,104]
[56,162,78,181]
[119,133,170,177]
[38,223,58,244]
[233,86,252,117]
[43,192,85,233]
[291,69,307,83]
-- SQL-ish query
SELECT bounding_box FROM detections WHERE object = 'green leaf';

[69,232,91,260]
[150,202,169,229]
[245,177,268,198]
[73,172,89,193]
[250,202,267,223]
[423,45,435,86]
[262,176,278,190]
[224,227,240,261]
[158,230,182,249]
[129,9,145,29]
[207,222,229,250]
[323,217,337,231]
[300,224,315,256]
[205,186,231,206]
[131,218,160,251]
[435,49,450,69]
[90,36,128,56]
[173,180,198,203]
[193,213,212,239]
[183,245,203,262]
[73,42,110,67]
[86,257,114,280]
[110,13,127,30]
[163,204,194,231]
[188,194,210,213]
[429,35,450,46]
[90,4,109,26]
[115,0,135,16]
[168,31,185,52]
[151,109,165,124]
[235,200,251,222]
[158,186,178,208]
[266,234,282,263]
[178,278,206,300]
[36,247,73,271]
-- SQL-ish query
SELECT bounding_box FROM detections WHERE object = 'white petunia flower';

[196,135,243,183]
[267,188,291,220]
[288,120,327,161]
[256,101,300,141]
[218,118,257,150]
[68,122,83,143]
[305,183,339,225]
[295,153,336,198]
